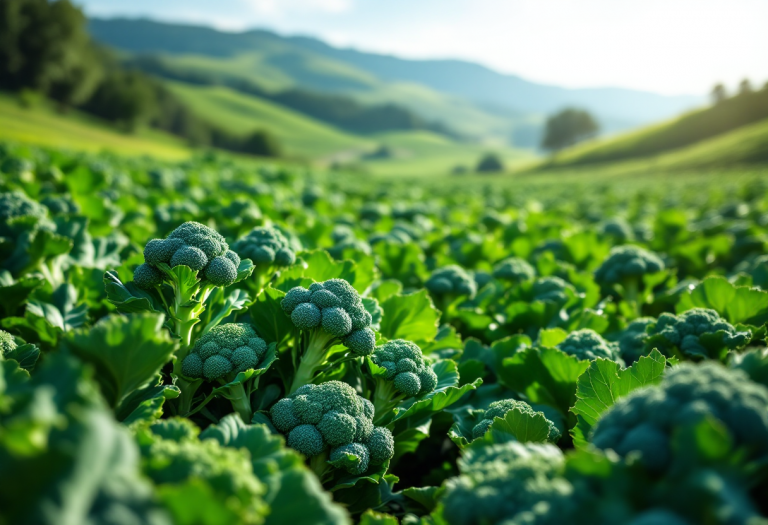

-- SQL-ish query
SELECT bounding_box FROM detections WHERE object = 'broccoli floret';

[532,276,571,305]
[591,362,768,471]
[426,265,476,298]
[615,317,656,364]
[440,442,576,525]
[327,225,371,259]
[232,226,297,290]
[369,339,438,423]
[269,381,394,476]
[40,195,80,215]
[180,323,272,421]
[471,399,561,443]
[280,279,376,394]
[594,245,665,316]
[360,202,389,223]
[136,221,238,288]
[492,257,536,283]
[0,329,16,358]
[600,217,635,242]
[556,329,623,364]
[644,308,751,360]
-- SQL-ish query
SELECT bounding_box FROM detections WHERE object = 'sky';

[79,0,768,96]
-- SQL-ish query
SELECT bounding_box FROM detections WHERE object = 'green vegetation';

[544,86,768,167]
[2,139,768,524]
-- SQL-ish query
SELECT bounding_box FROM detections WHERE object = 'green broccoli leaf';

[249,286,293,347]
[63,313,177,407]
[570,349,667,448]
[488,406,557,444]
[103,270,164,315]
[200,288,251,336]
[677,276,768,326]
[116,381,181,425]
[379,290,440,346]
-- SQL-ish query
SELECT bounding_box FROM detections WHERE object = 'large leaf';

[249,286,293,348]
[677,276,768,326]
[4,342,40,371]
[379,290,440,345]
[298,250,357,284]
[570,349,667,448]
[63,313,177,407]
[116,381,180,425]
[488,407,557,444]
[496,346,590,418]
[26,283,88,332]
[201,288,251,336]
[103,270,163,315]
[0,272,43,316]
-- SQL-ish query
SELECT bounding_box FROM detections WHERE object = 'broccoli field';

[2,142,768,525]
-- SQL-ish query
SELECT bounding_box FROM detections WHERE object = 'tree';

[240,130,281,158]
[711,83,727,104]
[0,0,100,106]
[476,153,504,173]
[739,79,753,95]
[541,108,599,151]
[82,70,157,131]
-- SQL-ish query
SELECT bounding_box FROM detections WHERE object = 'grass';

[0,93,190,160]
[165,81,372,159]
[354,130,535,178]
[543,89,768,168]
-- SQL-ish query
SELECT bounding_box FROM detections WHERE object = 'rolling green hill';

[542,88,768,168]
[165,82,371,159]
[88,18,701,145]
[0,93,190,159]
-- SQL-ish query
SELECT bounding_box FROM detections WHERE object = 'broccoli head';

[600,217,635,242]
[281,278,376,393]
[556,329,623,364]
[471,399,561,443]
[590,362,768,471]
[594,245,664,285]
[41,195,80,215]
[492,257,535,283]
[269,381,395,475]
[135,221,241,288]
[532,276,571,305]
[232,226,296,268]
[426,265,477,298]
[441,442,576,525]
[369,339,438,423]
[616,317,656,364]
[0,190,53,237]
[645,308,751,360]
[0,329,16,358]
[180,323,272,421]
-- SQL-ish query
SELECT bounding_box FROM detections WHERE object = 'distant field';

[0,93,190,159]
[165,81,372,159]
[359,130,536,178]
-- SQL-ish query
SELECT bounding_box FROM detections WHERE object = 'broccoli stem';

[288,329,337,395]
[226,382,253,422]
[622,277,641,318]
[372,377,404,425]
[309,450,332,481]
[177,377,201,415]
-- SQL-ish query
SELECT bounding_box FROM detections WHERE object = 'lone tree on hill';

[541,108,599,152]
[711,83,728,104]
[476,153,504,173]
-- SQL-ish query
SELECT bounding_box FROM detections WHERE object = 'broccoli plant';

[591,362,768,472]
[0,190,71,279]
[269,381,395,481]
[556,329,623,364]
[425,264,477,317]
[492,257,535,284]
[470,399,561,442]
[366,339,438,424]
[594,245,665,317]
[281,278,376,394]
[643,308,751,361]
[179,323,277,420]
[130,221,249,344]
[615,317,656,364]
[232,226,297,291]
[438,441,576,525]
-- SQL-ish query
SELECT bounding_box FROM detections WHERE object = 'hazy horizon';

[79,0,768,97]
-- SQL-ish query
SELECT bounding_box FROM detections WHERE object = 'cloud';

[241,0,352,16]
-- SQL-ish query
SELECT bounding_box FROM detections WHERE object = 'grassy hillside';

[543,88,768,168]
[165,82,371,159]
[0,93,190,159]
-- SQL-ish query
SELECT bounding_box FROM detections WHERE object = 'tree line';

[0,0,280,157]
